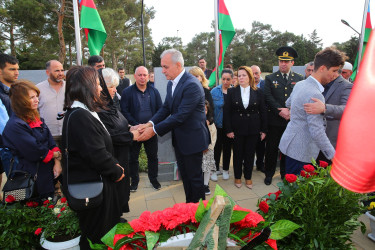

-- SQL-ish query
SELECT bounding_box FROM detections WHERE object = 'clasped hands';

[129,122,156,142]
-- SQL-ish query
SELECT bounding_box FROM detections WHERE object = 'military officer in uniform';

[263,46,304,185]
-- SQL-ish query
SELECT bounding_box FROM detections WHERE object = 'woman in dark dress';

[3,80,62,200]
[98,68,136,215]
[223,66,267,189]
[61,66,137,249]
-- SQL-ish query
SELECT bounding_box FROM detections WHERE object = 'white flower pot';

[40,232,81,250]
[158,232,237,247]
[365,211,375,242]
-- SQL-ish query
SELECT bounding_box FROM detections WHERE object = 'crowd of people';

[0,44,353,248]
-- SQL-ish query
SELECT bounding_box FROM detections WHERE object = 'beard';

[49,73,63,83]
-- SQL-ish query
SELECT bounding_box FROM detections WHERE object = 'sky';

[145,0,373,47]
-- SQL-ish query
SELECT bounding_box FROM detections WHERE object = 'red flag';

[331,28,375,193]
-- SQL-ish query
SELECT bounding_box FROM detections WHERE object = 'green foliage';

[139,145,148,172]
[258,163,365,249]
[0,202,42,249]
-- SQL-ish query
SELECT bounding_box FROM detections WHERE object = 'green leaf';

[114,235,145,250]
[88,238,107,250]
[115,222,134,235]
[234,227,251,239]
[213,184,228,197]
[101,224,118,248]
[145,231,159,250]
[269,194,277,201]
[228,233,246,246]
[269,220,300,240]
[158,228,174,243]
[195,200,206,222]
[230,210,249,223]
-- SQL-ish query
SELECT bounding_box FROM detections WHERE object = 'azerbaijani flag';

[351,0,372,82]
[208,0,235,88]
[80,0,107,55]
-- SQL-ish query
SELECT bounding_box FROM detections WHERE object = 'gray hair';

[160,49,184,67]
[305,61,314,67]
[134,66,149,75]
[102,68,119,88]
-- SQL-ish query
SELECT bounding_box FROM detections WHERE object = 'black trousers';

[129,135,158,185]
[214,126,233,171]
[316,151,332,165]
[255,136,266,169]
[265,125,286,179]
[175,148,205,203]
[233,134,258,180]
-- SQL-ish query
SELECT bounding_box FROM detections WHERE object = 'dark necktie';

[283,73,288,82]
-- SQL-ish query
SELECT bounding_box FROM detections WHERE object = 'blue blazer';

[120,84,162,125]
[151,72,210,155]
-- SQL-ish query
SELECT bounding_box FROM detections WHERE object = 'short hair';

[161,49,184,67]
[64,66,103,111]
[46,60,61,70]
[198,58,206,62]
[117,67,124,72]
[221,68,234,78]
[314,47,347,71]
[238,66,257,90]
[102,68,119,88]
[305,61,314,67]
[225,64,233,69]
[0,53,18,69]
[9,80,40,122]
[189,66,209,89]
[88,55,104,66]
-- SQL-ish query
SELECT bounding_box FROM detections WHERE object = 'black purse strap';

[6,156,40,181]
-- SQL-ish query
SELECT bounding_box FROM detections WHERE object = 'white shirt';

[36,80,65,136]
[71,101,108,133]
[171,69,186,96]
[309,76,325,93]
[240,85,250,109]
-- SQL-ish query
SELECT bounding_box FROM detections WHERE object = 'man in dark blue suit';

[137,49,210,203]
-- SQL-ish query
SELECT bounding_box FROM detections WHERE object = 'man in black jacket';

[117,67,131,96]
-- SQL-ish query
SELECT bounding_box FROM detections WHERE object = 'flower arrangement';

[36,197,81,242]
[92,185,299,250]
[257,159,365,249]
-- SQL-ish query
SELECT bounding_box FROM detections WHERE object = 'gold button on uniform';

[285,94,287,96]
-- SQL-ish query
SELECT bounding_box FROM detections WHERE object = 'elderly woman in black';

[224,66,267,189]
[61,66,138,249]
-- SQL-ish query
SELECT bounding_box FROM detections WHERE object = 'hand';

[53,160,62,179]
[115,164,125,182]
[278,108,290,120]
[130,125,140,132]
[131,130,140,141]
[138,122,152,134]
[260,132,266,141]
[203,149,209,153]
[53,151,62,160]
[227,132,234,139]
[137,127,156,141]
[304,98,325,114]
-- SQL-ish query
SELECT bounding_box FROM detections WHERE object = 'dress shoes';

[234,179,242,188]
[264,177,272,186]
[245,179,253,189]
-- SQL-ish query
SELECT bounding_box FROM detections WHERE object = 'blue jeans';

[0,148,19,175]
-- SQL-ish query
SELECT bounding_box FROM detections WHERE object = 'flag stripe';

[80,6,106,32]
[80,0,97,9]
[218,0,229,15]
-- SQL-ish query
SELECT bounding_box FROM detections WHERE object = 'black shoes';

[204,185,211,195]
[151,180,161,191]
[130,184,138,192]
[264,177,272,186]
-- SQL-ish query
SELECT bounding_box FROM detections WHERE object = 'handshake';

[129,122,156,142]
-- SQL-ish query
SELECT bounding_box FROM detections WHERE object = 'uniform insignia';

[274,81,279,88]
[291,82,296,85]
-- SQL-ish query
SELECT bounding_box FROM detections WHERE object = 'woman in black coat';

[223,66,267,189]
[61,66,138,249]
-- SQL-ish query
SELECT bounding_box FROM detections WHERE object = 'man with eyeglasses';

[304,61,314,79]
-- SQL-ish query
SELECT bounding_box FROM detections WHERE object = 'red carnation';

[43,200,50,205]
[26,201,34,207]
[5,195,15,203]
[319,160,329,168]
[259,201,269,213]
[285,174,297,183]
[48,205,54,209]
[34,228,42,235]
[60,207,66,212]
[57,214,61,218]
[301,170,311,178]
[303,164,315,173]
[60,197,67,203]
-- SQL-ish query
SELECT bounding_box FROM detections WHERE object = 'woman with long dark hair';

[61,66,136,248]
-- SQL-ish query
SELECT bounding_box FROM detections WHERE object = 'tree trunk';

[10,22,16,57]
[112,52,117,71]
[69,41,72,67]
[57,0,66,65]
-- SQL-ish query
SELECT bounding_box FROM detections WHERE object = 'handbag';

[65,108,103,211]
[2,158,39,203]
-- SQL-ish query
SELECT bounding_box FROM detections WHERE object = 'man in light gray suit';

[279,47,346,175]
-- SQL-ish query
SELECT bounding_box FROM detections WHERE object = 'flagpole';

[214,0,219,86]
[73,0,82,66]
[141,0,146,66]
[357,0,370,72]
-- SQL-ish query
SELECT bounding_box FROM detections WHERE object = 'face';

[118,69,125,79]
[278,60,294,74]
[305,65,314,77]
[251,66,261,83]
[221,73,232,89]
[321,66,341,85]
[47,61,64,83]
[193,74,203,83]
[149,73,155,82]
[198,59,207,70]
[28,89,39,110]
[96,78,102,96]
[134,67,149,87]
[94,61,105,70]
[107,85,117,99]
[341,69,352,80]
[161,54,181,80]
[0,62,19,86]
[238,69,250,87]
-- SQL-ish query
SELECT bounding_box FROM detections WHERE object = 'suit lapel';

[235,86,245,110]
[171,72,187,108]
[324,78,340,101]
[167,80,173,110]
